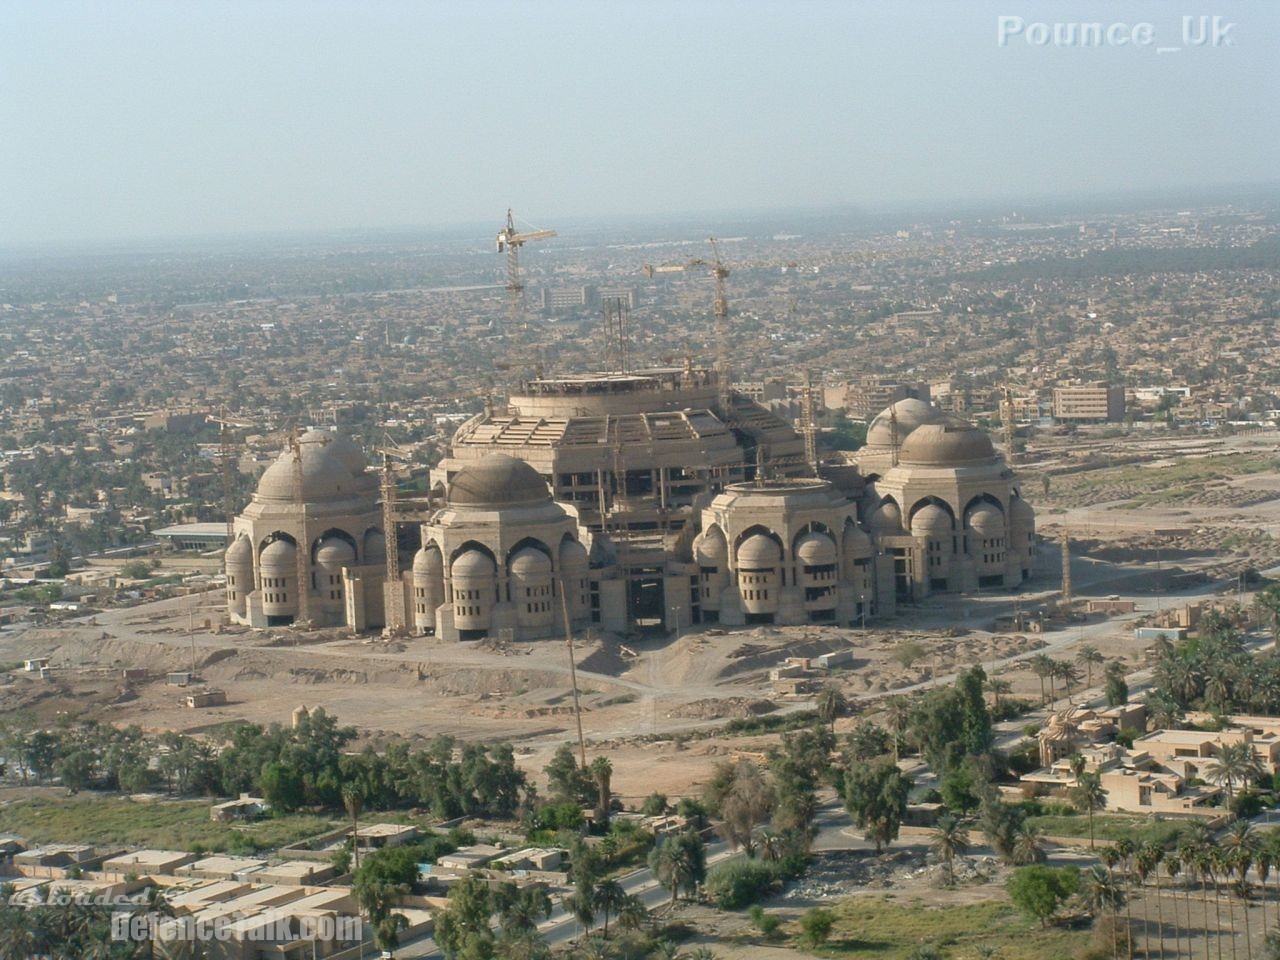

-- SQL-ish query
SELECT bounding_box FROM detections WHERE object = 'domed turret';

[259,538,299,620]
[509,547,552,576]
[510,546,554,629]
[795,531,837,566]
[694,526,729,565]
[867,501,904,536]
[260,537,297,569]
[842,523,873,560]
[413,545,443,575]
[411,545,444,634]
[737,533,781,567]
[967,503,1006,537]
[910,503,953,537]
[451,549,496,635]
[362,529,386,563]
[315,537,356,568]
[224,536,254,616]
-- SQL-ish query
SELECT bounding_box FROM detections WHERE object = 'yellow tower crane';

[495,208,556,385]
[208,407,253,547]
[639,238,734,413]
[802,368,819,476]
[374,443,413,636]
[287,427,312,627]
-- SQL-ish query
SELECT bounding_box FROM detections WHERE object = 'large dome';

[737,533,781,566]
[447,455,550,508]
[865,398,946,448]
[300,429,367,476]
[255,443,356,503]
[898,422,997,466]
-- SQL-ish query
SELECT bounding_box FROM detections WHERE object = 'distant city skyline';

[2,0,1277,246]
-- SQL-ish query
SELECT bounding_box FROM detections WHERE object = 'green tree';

[1070,772,1106,850]
[799,907,835,947]
[648,830,706,908]
[1206,740,1263,805]
[929,814,970,886]
[1076,645,1105,688]
[258,760,306,812]
[1103,661,1129,708]
[816,684,847,733]
[434,873,494,960]
[544,744,593,805]
[843,757,911,853]
[1006,864,1080,928]
[591,879,626,938]
[589,756,613,825]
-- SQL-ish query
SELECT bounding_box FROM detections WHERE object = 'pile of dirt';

[666,697,777,720]
[781,849,999,900]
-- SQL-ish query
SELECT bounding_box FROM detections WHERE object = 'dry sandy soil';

[2,430,1276,800]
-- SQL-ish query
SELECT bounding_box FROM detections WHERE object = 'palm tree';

[1228,856,1252,960]
[1071,772,1106,850]
[374,913,409,958]
[1077,645,1105,687]
[615,894,648,935]
[884,695,911,762]
[1030,654,1054,704]
[1082,864,1125,960]
[754,827,785,863]
[816,684,847,733]
[1253,586,1280,641]
[1256,846,1273,934]
[342,783,364,873]
[1164,851,1185,960]
[986,676,1013,713]
[1113,840,1137,960]
[929,814,970,887]
[1136,842,1165,960]
[592,879,627,938]
[1206,742,1263,808]
[1200,849,1223,960]
[589,756,613,825]
[1012,822,1046,865]
[1055,660,1083,703]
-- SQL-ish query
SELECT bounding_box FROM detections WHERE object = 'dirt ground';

[2,430,1277,801]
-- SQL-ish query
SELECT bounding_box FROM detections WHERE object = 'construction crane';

[208,407,252,548]
[801,369,819,476]
[374,443,413,636]
[638,238,733,410]
[288,427,312,627]
[707,237,732,411]
[1001,386,1017,464]
[495,209,556,380]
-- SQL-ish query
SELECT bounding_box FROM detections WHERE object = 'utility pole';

[1060,532,1072,609]
[559,580,588,769]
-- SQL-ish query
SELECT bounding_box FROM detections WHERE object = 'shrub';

[705,859,787,910]
[748,904,781,937]
[799,907,835,947]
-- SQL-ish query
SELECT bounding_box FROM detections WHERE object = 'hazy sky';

[2,0,1277,245]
